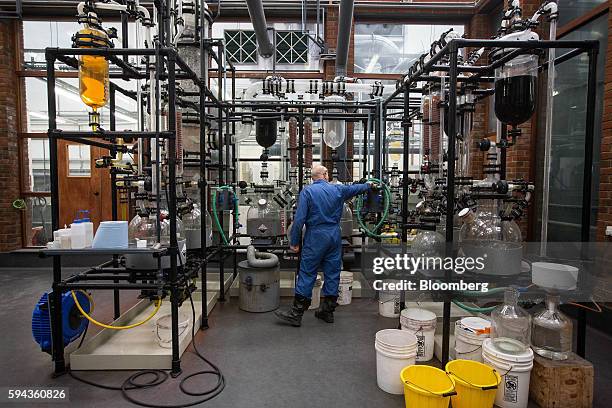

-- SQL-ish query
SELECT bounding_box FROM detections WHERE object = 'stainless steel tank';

[238,260,280,312]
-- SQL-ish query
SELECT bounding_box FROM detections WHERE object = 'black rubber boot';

[315,296,338,323]
[274,295,311,327]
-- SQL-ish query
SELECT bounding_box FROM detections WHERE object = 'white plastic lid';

[482,338,534,363]
[400,307,437,323]
[340,271,353,280]
[375,329,418,348]
[460,317,491,333]
[258,198,267,206]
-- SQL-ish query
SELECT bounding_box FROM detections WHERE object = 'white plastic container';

[375,329,418,394]
[378,280,401,318]
[337,271,353,305]
[70,222,87,249]
[83,221,94,247]
[454,317,491,363]
[400,307,437,361]
[155,313,191,348]
[482,338,534,408]
[92,221,129,249]
[309,275,323,310]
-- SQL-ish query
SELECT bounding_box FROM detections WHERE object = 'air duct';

[335,0,355,77]
[245,0,275,58]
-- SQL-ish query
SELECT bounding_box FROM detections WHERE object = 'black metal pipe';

[109,85,121,320]
[48,130,175,140]
[200,0,209,329]
[167,52,182,376]
[442,42,459,367]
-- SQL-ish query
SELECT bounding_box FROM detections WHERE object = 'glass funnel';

[531,293,572,360]
[494,54,538,127]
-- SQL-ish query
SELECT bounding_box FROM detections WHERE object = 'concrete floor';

[0,267,611,408]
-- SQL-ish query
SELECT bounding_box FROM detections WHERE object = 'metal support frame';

[42,18,227,373]
[389,38,600,365]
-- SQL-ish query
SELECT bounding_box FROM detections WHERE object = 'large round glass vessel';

[494,54,538,126]
[531,293,572,360]
[490,288,531,354]
[183,204,213,249]
[128,212,184,247]
[458,202,523,275]
[322,95,346,149]
[247,197,282,240]
[411,229,445,258]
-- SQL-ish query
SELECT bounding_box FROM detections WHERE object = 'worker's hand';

[367,181,381,192]
[290,245,300,253]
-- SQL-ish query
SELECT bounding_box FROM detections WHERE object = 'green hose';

[354,178,392,238]
[452,300,497,314]
[211,186,239,245]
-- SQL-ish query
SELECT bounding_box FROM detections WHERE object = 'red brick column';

[596,6,612,241]
[0,20,23,251]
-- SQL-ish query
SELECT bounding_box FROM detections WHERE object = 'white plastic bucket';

[155,313,191,348]
[400,308,437,361]
[337,271,353,305]
[454,317,491,363]
[309,276,323,310]
[375,329,418,394]
[378,280,401,318]
[482,338,534,408]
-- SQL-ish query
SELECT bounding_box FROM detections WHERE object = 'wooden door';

[57,141,112,229]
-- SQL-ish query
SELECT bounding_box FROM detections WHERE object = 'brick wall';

[596,6,612,241]
[0,20,23,251]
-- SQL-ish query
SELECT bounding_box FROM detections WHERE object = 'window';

[354,24,465,74]
[24,139,50,192]
[558,0,608,27]
[225,30,258,64]
[275,31,309,64]
[534,13,608,241]
[25,196,53,247]
[67,145,91,176]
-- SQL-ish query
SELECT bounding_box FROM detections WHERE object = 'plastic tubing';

[452,300,497,314]
[71,290,162,330]
[211,186,239,245]
[354,178,392,238]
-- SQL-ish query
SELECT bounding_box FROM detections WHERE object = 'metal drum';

[238,260,280,313]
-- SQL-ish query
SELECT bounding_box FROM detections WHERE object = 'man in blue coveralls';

[275,165,372,327]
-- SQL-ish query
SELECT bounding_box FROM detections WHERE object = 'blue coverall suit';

[289,179,370,299]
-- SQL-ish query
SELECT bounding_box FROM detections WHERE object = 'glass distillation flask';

[490,287,531,354]
[531,293,572,360]
[73,11,112,130]
[247,197,282,244]
[458,200,522,275]
[494,54,538,136]
[322,95,347,149]
[183,203,213,250]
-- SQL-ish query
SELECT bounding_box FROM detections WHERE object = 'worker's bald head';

[311,165,329,181]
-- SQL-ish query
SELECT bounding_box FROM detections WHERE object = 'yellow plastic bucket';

[400,365,456,408]
[446,359,501,408]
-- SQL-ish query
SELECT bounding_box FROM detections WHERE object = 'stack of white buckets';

[374,329,418,394]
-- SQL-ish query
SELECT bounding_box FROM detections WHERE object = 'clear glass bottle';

[532,294,572,360]
[490,288,531,354]
[247,197,282,240]
[341,202,353,239]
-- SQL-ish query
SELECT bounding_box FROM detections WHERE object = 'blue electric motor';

[32,291,90,354]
